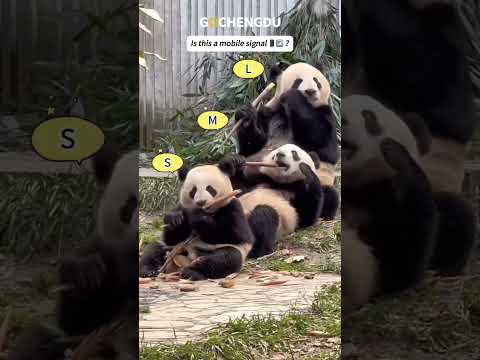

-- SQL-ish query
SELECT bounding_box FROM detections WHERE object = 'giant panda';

[221,143,339,222]
[341,95,476,315]
[231,62,339,218]
[342,0,476,194]
[139,150,324,278]
[234,62,339,183]
[9,145,139,360]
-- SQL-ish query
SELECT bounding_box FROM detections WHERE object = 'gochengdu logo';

[200,16,281,29]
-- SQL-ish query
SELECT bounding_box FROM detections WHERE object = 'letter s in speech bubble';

[32,117,105,164]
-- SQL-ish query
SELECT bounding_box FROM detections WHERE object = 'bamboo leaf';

[139,8,163,22]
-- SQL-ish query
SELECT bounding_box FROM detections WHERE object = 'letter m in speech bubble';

[208,115,217,126]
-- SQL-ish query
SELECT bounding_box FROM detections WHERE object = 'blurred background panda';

[342,0,478,314]
[9,145,139,360]
[342,95,476,315]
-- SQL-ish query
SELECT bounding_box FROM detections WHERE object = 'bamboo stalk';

[224,82,276,143]
[203,189,242,212]
[244,161,285,168]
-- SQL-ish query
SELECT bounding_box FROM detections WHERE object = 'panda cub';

[140,149,324,279]
[342,95,438,315]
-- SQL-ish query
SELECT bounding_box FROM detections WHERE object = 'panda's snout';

[196,200,207,207]
[304,88,317,97]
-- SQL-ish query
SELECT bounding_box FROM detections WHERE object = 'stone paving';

[139,271,340,345]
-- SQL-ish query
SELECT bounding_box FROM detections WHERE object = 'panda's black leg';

[431,192,477,275]
[248,205,279,258]
[139,242,170,278]
[292,163,324,228]
[321,186,340,220]
[181,247,243,280]
[8,326,69,360]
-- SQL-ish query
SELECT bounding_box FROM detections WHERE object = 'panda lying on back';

[342,95,476,315]
[140,144,324,279]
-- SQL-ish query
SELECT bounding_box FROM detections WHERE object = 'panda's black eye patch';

[119,194,138,225]
[313,77,322,90]
[189,186,197,199]
[362,110,383,136]
[292,78,303,89]
[291,150,300,161]
[206,185,217,197]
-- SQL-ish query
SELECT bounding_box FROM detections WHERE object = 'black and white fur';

[9,145,139,360]
[139,152,325,278]
[233,62,339,186]
[222,144,338,224]
[342,0,476,194]
[342,95,476,315]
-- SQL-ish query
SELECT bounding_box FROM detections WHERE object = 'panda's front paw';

[189,210,215,231]
[235,105,257,128]
[380,138,413,174]
[279,87,303,104]
[219,154,246,176]
[299,163,317,183]
[164,211,185,228]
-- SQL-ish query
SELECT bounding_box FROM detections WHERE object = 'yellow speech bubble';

[152,153,184,173]
[197,111,229,130]
[233,59,265,79]
[32,117,104,164]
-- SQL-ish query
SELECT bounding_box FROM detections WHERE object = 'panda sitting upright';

[140,147,325,279]
[341,95,476,315]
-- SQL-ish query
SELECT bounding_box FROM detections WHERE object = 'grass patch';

[140,284,340,360]
[0,173,96,255]
[263,258,338,274]
[140,177,180,214]
[0,271,59,348]
[344,274,480,357]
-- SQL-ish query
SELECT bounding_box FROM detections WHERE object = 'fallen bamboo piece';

[158,236,195,275]
[0,307,12,353]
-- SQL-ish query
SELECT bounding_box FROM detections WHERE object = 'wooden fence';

[0,0,121,110]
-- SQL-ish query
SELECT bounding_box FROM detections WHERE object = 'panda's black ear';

[269,65,283,83]
[92,142,121,185]
[314,62,324,73]
[402,113,432,155]
[177,165,190,181]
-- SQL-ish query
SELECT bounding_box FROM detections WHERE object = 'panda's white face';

[266,63,331,110]
[97,150,139,249]
[342,95,420,187]
[179,165,233,210]
[260,144,316,184]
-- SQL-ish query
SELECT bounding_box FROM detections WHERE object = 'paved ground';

[139,271,340,345]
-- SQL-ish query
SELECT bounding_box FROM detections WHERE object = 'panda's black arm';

[163,207,192,246]
[235,104,269,157]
